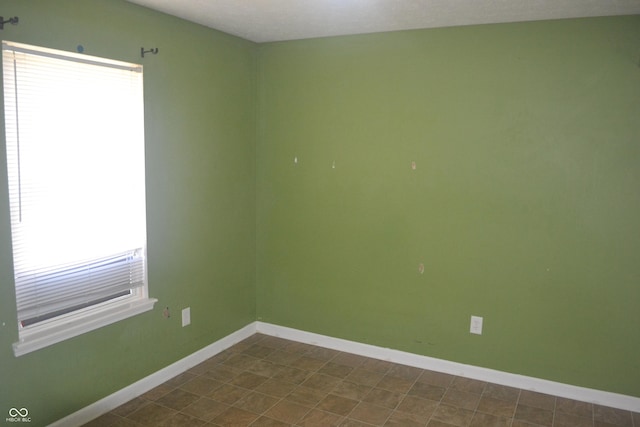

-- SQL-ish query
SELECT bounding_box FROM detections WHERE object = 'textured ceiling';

[127,0,640,43]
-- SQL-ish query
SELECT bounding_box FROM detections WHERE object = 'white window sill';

[13,297,157,357]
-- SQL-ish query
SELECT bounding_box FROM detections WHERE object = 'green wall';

[0,2,639,424]
[256,16,640,397]
[0,1,256,425]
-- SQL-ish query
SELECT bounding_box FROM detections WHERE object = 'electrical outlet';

[182,307,191,327]
[470,315,483,335]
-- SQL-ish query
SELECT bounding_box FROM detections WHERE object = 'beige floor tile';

[111,397,149,417]
[284,341,317,355]
[229,371,270,389]
[287,385,329,406]
[249,415,292,426]
[450,377,487,395]
[432,403,475,427]
[442,388,481,411]
[513,420,547,427]
[301,372,342,392]
[429,419,466,427]
[360,358,393,374]
[306,346,340,361]
[181,396,229,421]
[332,381,373,401]
[408,381,447,401]
[187,359,219,376]
[519,391,556,411]
[82,412,122,427]
[363,387,404,409]
[265,349,301,365]
[271,365,311,384]
[342,418,378,427]
[157,412,208,427]
[476,396,517,418]
[514,404,554,427]
[396,394,439,418]
[109,417,143,427]
[554,411,594,427]
[556,398,593,418]
[242,344,276,359]
[259,336,291,350]
[418,370,455,387]
[163,372,197,389]
[346,367,386,387]
[387,364,423,382]
[140,384,173,401]
[332,352,368,368]
[385,410,427,427]
[319,361,356,378]
[210,406,259,426]
[222,353,261,371]
[594,405,633,427]
[255,378,299,398]
[349,401,393,425]
[471,412,512,427]
[179,376,222,395]
[247,359,286,378]
[203,364,242,382]
[298,408,344,426]
[264,399,311,424]
[207,383,250,405]
[85,334,633,427]
[291,355,328,371]
[483,383,520,403]
[316,394,360,416]
[376,374,415,394]
[154,388,199,411]
[126,402,176,426]
[233,391,280,414]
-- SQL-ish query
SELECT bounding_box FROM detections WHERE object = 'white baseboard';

[53,320,639,426]
[256,322,640,412]
[50,323,258,427]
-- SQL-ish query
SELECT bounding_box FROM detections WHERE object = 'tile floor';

[85,334,639,427]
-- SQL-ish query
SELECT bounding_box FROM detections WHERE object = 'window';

[2,41,156,356]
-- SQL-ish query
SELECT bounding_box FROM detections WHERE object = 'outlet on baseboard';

[182,307,191,327]
[470,315,483,335]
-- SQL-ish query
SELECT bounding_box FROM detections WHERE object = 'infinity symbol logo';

[8,407,28,417]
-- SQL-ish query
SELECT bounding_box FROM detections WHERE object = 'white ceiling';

[127,0,640,43]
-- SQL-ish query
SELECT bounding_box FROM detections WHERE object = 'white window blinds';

[2,41,149,331]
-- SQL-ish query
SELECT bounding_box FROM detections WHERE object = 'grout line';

[464,376,484,427]
[512,388,522,427]
[551,391,558,427]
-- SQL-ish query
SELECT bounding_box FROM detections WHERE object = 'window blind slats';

[15,250,146,324]
[2,41,148,330]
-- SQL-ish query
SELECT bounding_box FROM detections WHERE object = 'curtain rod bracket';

[0,16,19,30]
[141,47,158,58]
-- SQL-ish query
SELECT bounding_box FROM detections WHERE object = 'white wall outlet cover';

[470,315,483,335]
[182,307,191,327]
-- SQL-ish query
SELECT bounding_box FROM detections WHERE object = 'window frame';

[2,40,157,357]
